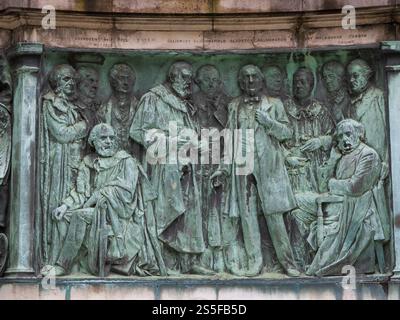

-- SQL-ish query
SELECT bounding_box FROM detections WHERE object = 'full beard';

[97,147,116,157]
[171,81,191,99]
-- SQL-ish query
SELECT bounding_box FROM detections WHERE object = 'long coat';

[224,95,297,217]
[40,92,87,263]
[307,143,387,276]
[130,84,205,254]
[59,150,165,276]
[350,85,388,163]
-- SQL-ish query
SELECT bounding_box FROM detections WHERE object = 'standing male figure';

[41,64,88,264]
[284,67,334,193]
[130,61,210,275]
[321,60,351,124]
[347,58,388,163]
[262,65,289,102]
[98,63,141,159]
[76,66,100,153]
[211,64,300,277]
[76,66,100,131]
[346,58,391,269]
[284,67,335,270]
[193,64,231,273]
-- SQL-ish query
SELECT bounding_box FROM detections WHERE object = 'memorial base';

[0,274,392,300]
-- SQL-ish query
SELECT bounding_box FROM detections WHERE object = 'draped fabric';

[130,84,205,255]
[59,151,165,276]
[40,91,87,264]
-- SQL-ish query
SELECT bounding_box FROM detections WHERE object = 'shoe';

[54,265,67,276]
[286,268,301,277]
[166,268,181,276]
[190,265,216,276]
[41,265,66,277]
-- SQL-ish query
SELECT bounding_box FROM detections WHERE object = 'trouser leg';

[240,188,262,274]
[56,213,89,273]
[264,213,297,271]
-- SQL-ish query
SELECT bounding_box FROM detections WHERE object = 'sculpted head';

[89,123,117,157]
[48,64,78,99]
[77,66,99,101]
[335,119,365,153]
[293,67,314,101]
[321,61,345,93]
[195,64,221,98]
[109,63,136,95]
[347,59,373,94]
[167,61,193,99]
[238,64,264,97]
[263,65,284,97]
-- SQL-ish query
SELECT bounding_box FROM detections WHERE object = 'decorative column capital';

[6,42,43,60]
[381,41,400,53]
[6,43,43,75]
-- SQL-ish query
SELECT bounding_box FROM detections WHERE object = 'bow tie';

[243,96,261,104]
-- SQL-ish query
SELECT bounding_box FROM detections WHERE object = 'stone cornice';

[0,0,398,15]
[0,6,398,32]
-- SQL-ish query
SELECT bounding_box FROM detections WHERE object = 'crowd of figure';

[39,57,391,278]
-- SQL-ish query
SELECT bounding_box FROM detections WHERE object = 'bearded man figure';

[130,61,213,275]
[43,124,165,277]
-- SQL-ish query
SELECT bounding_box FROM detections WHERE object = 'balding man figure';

[211,64,300,277]
[347,58,388,163]
[130,61,212,275]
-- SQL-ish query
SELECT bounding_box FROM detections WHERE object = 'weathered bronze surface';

[0,48,392,278]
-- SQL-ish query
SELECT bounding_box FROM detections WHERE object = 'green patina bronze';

[0,48,393,278]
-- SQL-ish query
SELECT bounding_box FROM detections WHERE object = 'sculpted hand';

[286,156,309,168]
[52,204,68,221]
[300,138,322,152]
[83,191,100,208]
[255,110,273,128]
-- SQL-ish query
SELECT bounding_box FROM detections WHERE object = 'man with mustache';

[44,124,165,276]
[284,67,335,271]
[211,64,300,277]
[303,119,388,276]
[130,61,210,275]
[41,64,88,265]
[284,67,334,193]
[346,59,390,272]
[98,63,141,159]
